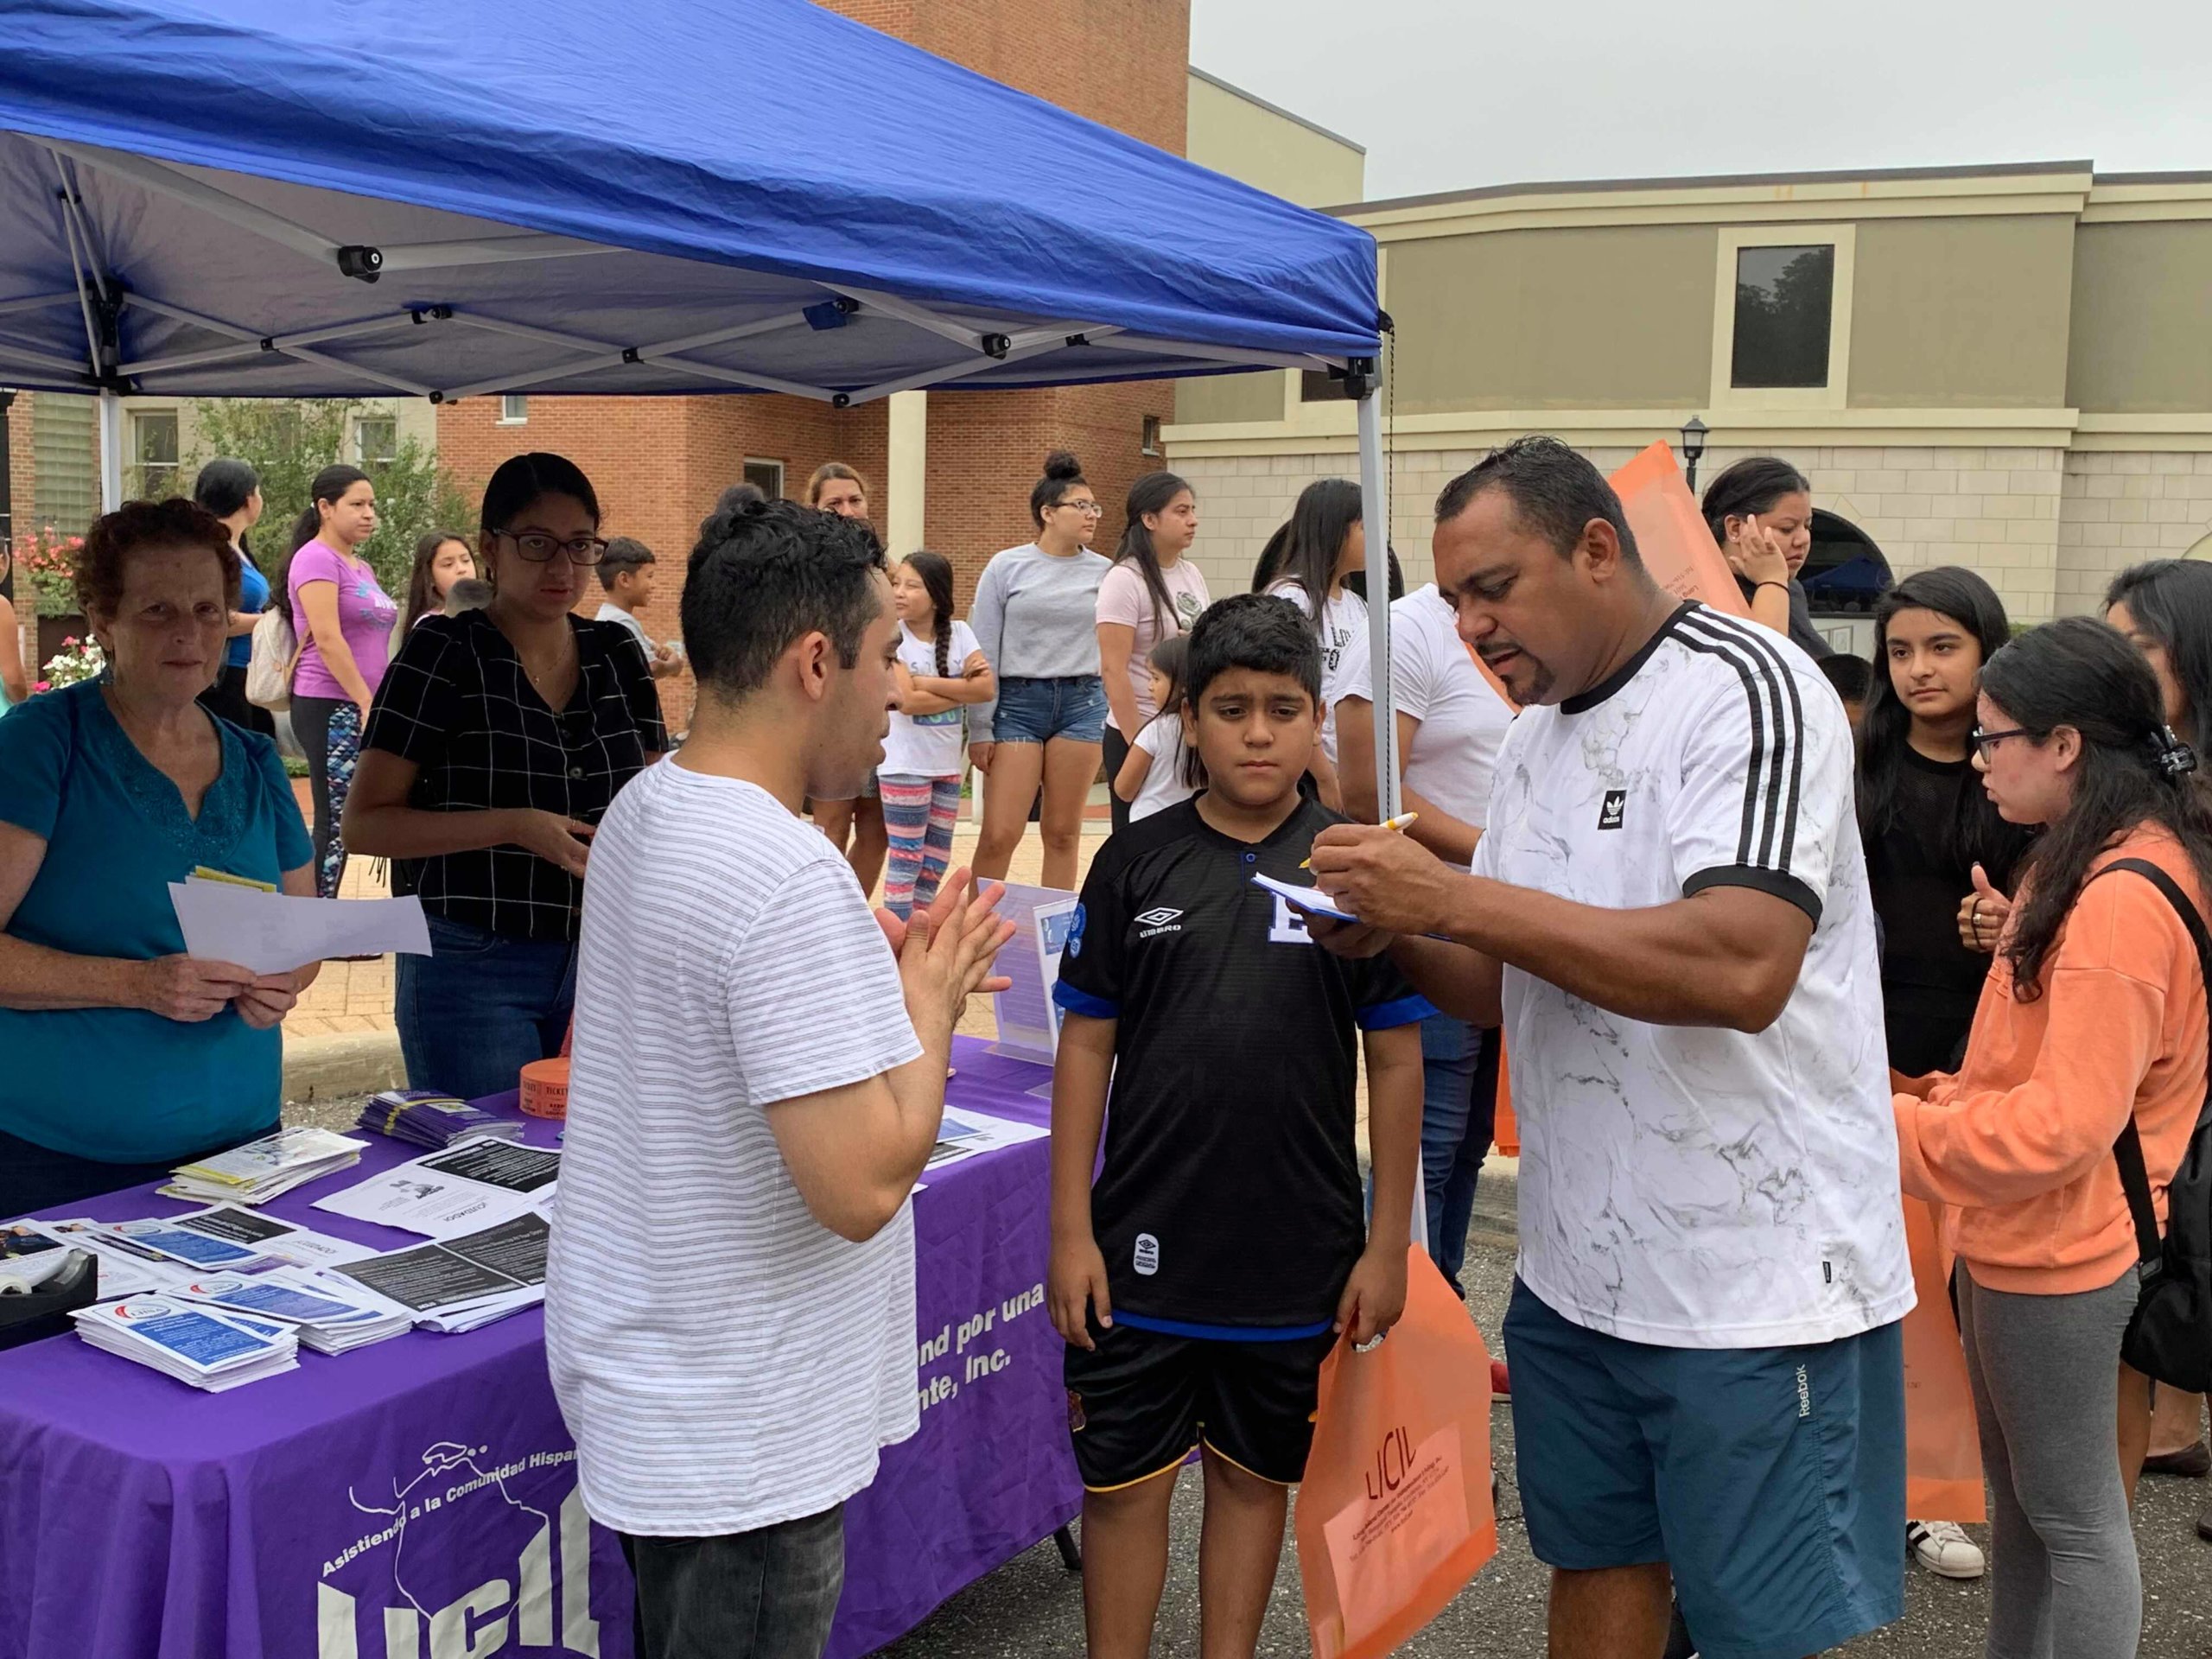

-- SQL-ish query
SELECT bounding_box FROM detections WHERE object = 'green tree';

[186,398,476,597]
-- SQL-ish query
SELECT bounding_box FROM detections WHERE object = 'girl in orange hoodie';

[1895,617,2212,1659]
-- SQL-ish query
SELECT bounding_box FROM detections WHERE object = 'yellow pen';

[1301,811,1418,869]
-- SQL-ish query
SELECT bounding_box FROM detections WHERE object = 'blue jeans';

[1421,1012,1498,1294]
[396,912,578,1100]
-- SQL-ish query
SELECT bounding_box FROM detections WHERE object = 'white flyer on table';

[167,878,430,975]
[311,1163,538,1240]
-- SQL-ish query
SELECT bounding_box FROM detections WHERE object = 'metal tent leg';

[98,389,123,512]
[1354,387,1396,822]
[1052,1524,1082,1572]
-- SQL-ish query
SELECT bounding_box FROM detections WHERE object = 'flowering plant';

[14,524,86,618]
[39,634,105,690]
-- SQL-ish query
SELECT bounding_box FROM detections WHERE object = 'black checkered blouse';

[363,608,666,941]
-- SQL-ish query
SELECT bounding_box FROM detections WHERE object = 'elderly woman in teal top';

[0,499,320,1217]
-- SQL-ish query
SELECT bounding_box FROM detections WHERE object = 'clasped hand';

[141,955,302,1029]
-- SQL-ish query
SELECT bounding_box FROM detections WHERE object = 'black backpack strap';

[2092,857,2212,1265]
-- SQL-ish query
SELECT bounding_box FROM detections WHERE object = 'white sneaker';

[1908,1518,1986,1580]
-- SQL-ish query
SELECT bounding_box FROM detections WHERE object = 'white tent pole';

[1355,382,1398,821]
[98,389,123,512]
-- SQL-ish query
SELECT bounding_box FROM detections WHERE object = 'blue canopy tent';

[0,0,1403,812]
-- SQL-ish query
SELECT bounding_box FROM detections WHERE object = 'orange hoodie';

[1893,824,2209,1294]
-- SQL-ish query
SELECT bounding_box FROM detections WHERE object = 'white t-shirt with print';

[1472,602,1912,1349]
[1267,580,1370,766]
[880,620,982,779]
[547,760,925,1535]
[1128,713,1194,822]
[1096,558,1211,730]
[1338,584,1514,855]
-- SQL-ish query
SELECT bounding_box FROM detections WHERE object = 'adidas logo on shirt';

[1599,789,1626,830]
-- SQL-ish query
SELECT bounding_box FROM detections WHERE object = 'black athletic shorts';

[1063,1318,1337,1490]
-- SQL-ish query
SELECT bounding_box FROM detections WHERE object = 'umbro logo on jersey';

[1134,907,1185,927]
[1599,789,1626,830]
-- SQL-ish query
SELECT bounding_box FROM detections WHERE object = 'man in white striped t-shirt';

[546,498,1013,1659]
[1308,440,1911,1659]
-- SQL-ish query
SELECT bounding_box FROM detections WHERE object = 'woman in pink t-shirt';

[1096,470,1207,836]
[283,464,395,894]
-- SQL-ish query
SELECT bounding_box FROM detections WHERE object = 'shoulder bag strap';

[2092,857,2212,1263]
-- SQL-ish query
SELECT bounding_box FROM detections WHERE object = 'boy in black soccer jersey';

[1047,593,1430,1659]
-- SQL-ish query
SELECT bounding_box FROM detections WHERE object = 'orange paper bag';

[1607,442,1749,616]
[1899,1195,1986,1521]
[1297,1247,1498,1658]
[1491,1041,1519,1158]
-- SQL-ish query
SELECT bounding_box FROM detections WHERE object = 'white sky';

[1190,0,2212,202]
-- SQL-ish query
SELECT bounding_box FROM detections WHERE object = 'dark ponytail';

[2104,558,2212,759]
[901,550,958,677]
[1114,471,1193,635]
[275,463,370,622]
[1029,450,1086,529]
[1258,478,1363,635]
[1700,455,1810,550]
[192,457,260,567]
[1980,617,2212,1000]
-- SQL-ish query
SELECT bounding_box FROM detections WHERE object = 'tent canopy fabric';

[0,0,1379,404]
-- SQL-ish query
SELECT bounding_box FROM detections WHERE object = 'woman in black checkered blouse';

[345,453,666,1101]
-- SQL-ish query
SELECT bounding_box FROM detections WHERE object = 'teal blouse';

[0,680,315,1163]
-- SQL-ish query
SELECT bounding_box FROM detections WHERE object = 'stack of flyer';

[314,1139,559,1240]
[70,1296,300,1391]
[162,1128,368,1205]
[336,1212,550,1334]
[356,1089,524,1152]
[175,1268,410,1354]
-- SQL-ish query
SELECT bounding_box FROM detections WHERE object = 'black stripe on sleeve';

[1684,862,1822,925]
[1703,613,1808,868]
[1675,610,1807,876]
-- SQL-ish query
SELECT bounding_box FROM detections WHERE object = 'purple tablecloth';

[0,1039,1079,1659]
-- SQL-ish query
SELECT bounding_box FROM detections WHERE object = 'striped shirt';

[1472,602,1911,1349]
[545,759,924,1535]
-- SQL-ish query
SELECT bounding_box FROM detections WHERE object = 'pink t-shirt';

[1096,557,1210,731]
[289,539,397,701]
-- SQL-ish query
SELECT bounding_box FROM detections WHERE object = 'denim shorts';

[993,674,1107,745]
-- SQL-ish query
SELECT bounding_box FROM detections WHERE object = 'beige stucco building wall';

[1167,164,2212,628]
[1185,67,1364,210]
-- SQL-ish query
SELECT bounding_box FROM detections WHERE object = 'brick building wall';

[435,393,890,730]
[434,0,1188,730]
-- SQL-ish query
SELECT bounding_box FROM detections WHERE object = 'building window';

[130,410,180,499]
[1731,245,1835,389]
[1711,224,1853,411]
[1141,415,1162,457]
[1300,369,1351,403]
[499,394,529,425]
[744,458,785,499]
[356,416,398,470]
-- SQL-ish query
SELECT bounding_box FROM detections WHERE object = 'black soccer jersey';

[1052,798,1431,1330]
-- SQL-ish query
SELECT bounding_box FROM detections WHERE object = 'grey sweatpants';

[1956,1263,2141,1659]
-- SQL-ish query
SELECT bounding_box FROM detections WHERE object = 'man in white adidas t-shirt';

[546,499,1013,1659]
[1310,438,1911,1659]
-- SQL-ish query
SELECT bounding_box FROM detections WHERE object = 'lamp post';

[1679,416,1708,494]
